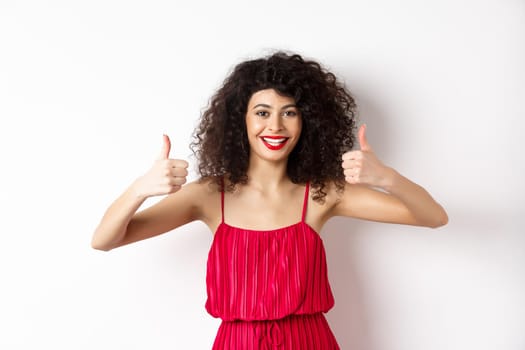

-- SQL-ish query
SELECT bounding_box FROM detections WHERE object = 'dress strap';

[220,178,225,223]
[301,181,310,223]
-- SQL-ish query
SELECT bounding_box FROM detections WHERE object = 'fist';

[341,124,388,187]
[134,134,189,198]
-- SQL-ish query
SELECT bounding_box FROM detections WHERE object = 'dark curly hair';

[190,51,357,202]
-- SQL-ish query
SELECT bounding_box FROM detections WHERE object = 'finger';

[342,150,362,161]
[158,134,171,160]
[345,176,358,184]
[342,159,361,169]
[171,176,187,186]
[169,159,189,168]
[170,167,189,177]
[343,168,354,177]
[343,168,360,177]
[358,124,372,152]
[162,176,187,187]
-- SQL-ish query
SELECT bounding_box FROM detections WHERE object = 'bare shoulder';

[169,177,220,216]
[181,177,222,229]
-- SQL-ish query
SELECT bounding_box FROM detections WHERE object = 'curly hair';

[190,51,357,202]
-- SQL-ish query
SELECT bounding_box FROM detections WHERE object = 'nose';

[267,114,283,132]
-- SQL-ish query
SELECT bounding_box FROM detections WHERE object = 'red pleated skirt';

[212,312,340,349]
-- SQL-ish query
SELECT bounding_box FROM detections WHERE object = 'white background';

[1,0,524,349]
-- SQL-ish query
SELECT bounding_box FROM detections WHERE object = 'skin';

[91,88,448,251]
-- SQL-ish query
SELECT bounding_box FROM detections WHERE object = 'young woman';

[91,51,448,349]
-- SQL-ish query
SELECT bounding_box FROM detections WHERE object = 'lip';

[260,136,289,151]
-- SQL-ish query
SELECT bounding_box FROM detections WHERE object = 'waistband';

[254,319,283,347]
[221,313,325,348]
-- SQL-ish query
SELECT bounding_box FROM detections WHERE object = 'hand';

[133,134,189,198]
[342,124,391,188]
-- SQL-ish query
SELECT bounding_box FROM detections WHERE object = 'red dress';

[205,182,340,349]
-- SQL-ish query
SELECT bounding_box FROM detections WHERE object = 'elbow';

[90,224,128,251]
[427,209,449,229]
[90,233,115,252]
[91,239,112,252]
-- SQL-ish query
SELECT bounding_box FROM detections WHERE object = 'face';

[245,88,302,163]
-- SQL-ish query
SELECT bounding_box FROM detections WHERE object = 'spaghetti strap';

[301,182,310,223]
[220,179,225,223]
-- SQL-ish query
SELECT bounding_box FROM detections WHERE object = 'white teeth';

[262,137,287,145]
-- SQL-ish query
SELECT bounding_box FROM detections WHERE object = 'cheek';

[289,118,302,136]
[246,118,264,135]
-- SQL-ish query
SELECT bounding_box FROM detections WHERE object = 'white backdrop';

[1,0,523,349]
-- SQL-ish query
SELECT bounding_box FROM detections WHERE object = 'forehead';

[248,89,296,107]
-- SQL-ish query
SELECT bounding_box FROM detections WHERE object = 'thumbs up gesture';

[342,125,389,187]
[133,134,189,199]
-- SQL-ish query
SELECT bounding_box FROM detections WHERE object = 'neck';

[245,156,290,191]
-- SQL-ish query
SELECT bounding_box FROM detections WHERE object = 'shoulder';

[178,177,220,202]
[158,177,219,213]
[184,177,219,192]
[177,177,222,222]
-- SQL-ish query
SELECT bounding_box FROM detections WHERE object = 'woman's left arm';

[332,124,448,228]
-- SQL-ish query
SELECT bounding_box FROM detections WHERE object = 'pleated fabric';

[212,313,339,350]
[205,182,339,349]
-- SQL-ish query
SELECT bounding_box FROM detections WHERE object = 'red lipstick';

[260,136,289,151]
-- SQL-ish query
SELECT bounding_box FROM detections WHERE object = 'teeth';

[262,137,287,145]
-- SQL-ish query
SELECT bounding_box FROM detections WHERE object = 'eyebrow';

[252,103,297,110]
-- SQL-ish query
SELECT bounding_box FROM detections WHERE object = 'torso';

[193,178,339,236]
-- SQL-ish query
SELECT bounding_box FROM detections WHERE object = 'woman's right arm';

[91,135,192,251]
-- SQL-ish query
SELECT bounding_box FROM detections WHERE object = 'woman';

[91,51,448,349]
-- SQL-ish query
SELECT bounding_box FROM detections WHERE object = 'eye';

[256,110,269,117]
[283,110,298,117]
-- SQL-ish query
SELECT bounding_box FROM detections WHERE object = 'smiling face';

[245,88,302,164]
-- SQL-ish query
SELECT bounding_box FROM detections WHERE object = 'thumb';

[358,124,372,151]
[158,134,171,160]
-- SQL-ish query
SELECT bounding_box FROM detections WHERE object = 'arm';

[91,135,192,251]
[331,125,448,228]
